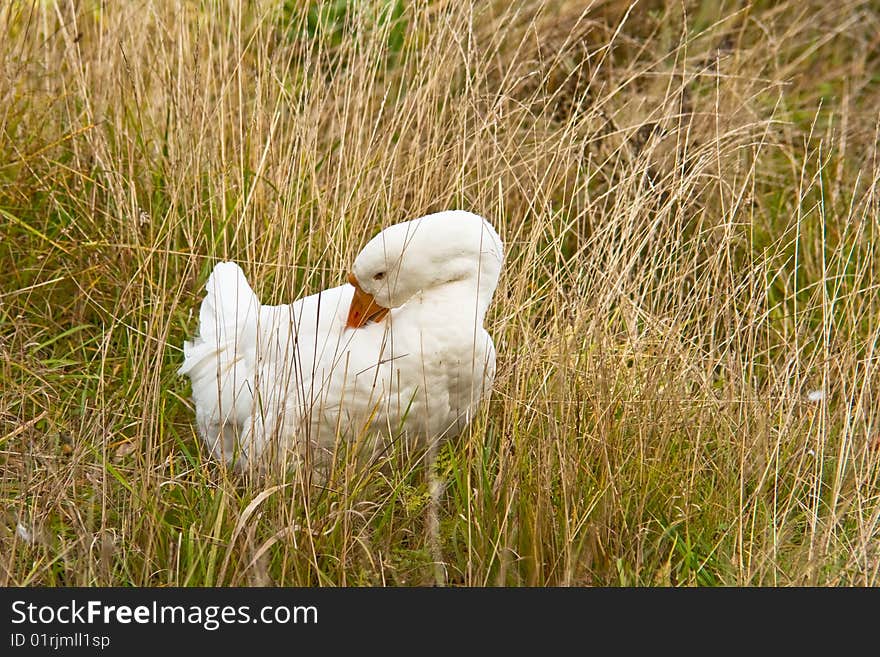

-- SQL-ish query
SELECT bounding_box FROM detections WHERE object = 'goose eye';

[373,272,385,281]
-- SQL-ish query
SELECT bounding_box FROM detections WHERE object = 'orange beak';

[346,273,390,329]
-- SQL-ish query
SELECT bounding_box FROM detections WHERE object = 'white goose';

[179,210,504,471]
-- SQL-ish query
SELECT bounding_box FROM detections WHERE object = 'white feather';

[179,211,503,471]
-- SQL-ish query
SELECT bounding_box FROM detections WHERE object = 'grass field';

[2,0,880,586]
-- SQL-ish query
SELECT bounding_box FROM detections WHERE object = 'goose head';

[346,210,504,329]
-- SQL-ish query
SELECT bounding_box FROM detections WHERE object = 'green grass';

[1,0,880,586]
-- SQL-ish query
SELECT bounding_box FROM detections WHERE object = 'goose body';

[178,210,504,470]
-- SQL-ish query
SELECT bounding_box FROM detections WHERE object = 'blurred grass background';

[1,0,879,585]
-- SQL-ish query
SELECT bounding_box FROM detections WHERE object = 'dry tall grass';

[2,0,879,585]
